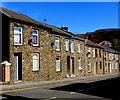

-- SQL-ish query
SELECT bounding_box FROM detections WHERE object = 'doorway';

[67,56,75,77]
[67,56,70,76]
[14,53,22,80]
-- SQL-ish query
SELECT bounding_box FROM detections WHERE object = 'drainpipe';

[85,39,88,77]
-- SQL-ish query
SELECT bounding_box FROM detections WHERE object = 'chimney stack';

[61,25,68,31]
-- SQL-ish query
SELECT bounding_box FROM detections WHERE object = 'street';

[1,76,120,100]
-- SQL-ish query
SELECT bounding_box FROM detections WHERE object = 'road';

[1,76,120,100]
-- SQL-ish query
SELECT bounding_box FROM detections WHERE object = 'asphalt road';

[1,76,120,100]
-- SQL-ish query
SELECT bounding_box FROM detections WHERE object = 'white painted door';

[14,56,18,80]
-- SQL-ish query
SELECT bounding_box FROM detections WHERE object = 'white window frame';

[78,42,81,53]
[32,29,39,46]
[70,41,74,53]
[14,27,22,45]
[33,53,40,71]
[78,58,82,70]
[88,48,91,52]
[93,48,95,57]
[55,37,60,51]
[65,39,69,51]
[88,62,91,72]
[56,57,61,72]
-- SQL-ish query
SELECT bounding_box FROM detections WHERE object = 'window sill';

[79,68,82,70]
[32,45,40,47]
[55,49,60,52]
[33,44,39,47]
[56,70,61,72]
[14,44,23,46]
[32,70,40,72]
[88,71,91,73]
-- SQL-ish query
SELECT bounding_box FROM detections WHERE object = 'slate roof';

[1,7,71,36]
[98,45,120,54]
[86,40,102,48]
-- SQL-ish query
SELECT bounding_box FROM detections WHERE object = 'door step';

[14,80,22,84]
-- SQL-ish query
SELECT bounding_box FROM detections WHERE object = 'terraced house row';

[1,8,120,83]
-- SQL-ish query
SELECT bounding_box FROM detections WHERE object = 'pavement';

[0,73,119,92]
[0,73,120,100]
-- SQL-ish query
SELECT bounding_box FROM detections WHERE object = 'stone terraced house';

[1,7,120,83]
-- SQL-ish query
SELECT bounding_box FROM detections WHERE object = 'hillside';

[77,28,120,51]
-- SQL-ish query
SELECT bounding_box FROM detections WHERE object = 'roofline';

[1,11,11,17]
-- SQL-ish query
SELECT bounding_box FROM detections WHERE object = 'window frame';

[32,29,39,46]
[55,37,60,51]
[78,58,82,70]
[32,53,40,71]
[14,27,23,45]
[93,48,95,57]
[78,42,81,53]
[70,40,74,53]
[88,62,91,72]
[56,57,61,72]
[65,39,69,51]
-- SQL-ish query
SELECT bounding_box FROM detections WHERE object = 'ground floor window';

[56,57,61,72]
[33,53,39,71]
[88,62,91,72]
[78,58,82,70]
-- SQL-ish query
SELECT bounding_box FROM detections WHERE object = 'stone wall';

[9,21,86,83]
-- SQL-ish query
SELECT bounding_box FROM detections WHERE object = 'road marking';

[45,96,57,100]
[70,92,76,94]
[0,74,118,93]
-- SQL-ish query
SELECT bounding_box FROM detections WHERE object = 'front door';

[71,57,74,77]
[96,62,98,74]
[67,56,70,77]
[14,53,22,81]
[94,62,96,75]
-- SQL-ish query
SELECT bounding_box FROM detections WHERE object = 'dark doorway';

[96,62,98,74]
[71,57,74,75]
[67,56,70,75]
[14,53,22,80]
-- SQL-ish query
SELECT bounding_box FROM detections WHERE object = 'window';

[65,39,69,51]
[88,62,91,72]
[93,49,95,57]
[33,53,39,71]
[14,27,22,45]
[99,50,101,57]
[95,49,97,57]
[55,37,60,51]
[32,30,38,46]
[56,57,61,72]
[100,61,102,69]
[70,41,74,53]
[78,58,82,70]
[78,42,81,53]
[88,48,91,58]
[88,48,91,52]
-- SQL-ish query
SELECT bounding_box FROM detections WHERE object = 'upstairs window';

[70,41,74,53]
[65,39,69,51]
[88,48,91,58]
[14,27,22,45]
[56,57,61,72]
[99,49,101,57]
[78,58,82,70]
[55,37,60,51]
[33,53,39,71]
[93,49,95,57]
[78,42,81,53]
[95,49,98,57]
[32,30,38,46]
